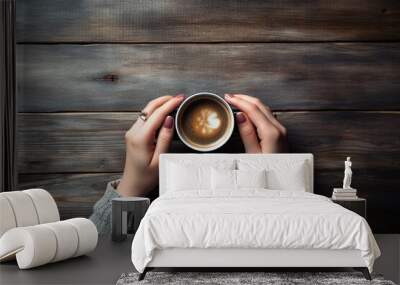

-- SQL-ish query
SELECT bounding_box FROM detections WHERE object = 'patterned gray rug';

[117,272,396,285]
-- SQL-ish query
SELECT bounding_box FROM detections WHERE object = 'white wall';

[374,234,400,284]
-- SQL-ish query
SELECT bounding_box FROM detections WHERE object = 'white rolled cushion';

[65,218,98,257]
[211,168,236,190]
[0,226,57,269]
[42,221,79,262]
[0,218,98,269]
[0,196,17,237]
[236,169,267,189]
[23,189,60,223]
[1,192,39,227]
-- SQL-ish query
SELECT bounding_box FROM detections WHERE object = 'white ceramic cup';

[175,92,234,152]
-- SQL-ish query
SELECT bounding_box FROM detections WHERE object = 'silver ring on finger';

[139,111,148,122]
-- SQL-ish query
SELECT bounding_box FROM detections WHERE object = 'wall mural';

[16,0,400,233]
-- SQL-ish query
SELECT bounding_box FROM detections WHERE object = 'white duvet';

[131,190,380,273]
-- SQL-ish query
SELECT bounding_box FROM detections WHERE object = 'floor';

[374,234,400,284]
[0,236,134,285]
[1,235,398,285]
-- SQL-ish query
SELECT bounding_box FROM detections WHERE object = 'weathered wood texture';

[17,43,400,112]
[16,0,400,43]
[16,113,243,173]
[17,112,400,173]
[16,112,400,232]
[16,0,400,233]
[18,173,121,220]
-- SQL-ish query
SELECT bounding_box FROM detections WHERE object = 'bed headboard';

[159,153,313,195]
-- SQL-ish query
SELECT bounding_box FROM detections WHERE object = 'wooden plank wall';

[16,0,400,233]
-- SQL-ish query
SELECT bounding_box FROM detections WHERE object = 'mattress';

[131,190,380,273]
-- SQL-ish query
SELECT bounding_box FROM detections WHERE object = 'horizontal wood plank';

[279,111,400,170]
[16,0,400,42]
[18,173,121,219]
[17,113,136,173]
[17,43,400,112]
[16,112,244,173]
[17,111,400,173]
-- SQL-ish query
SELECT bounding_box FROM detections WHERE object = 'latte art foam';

[191,108,222,138]
[180,98,229,146]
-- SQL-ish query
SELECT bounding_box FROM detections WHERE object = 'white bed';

[131,154,380,280]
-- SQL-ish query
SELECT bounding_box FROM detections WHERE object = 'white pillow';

[211,168,236,190]
[238,159,308,191]
[167,160,235,191]
[236,169,267,189]
[211,169,267,190]
[167,163,208,191]
[266,162,306,191]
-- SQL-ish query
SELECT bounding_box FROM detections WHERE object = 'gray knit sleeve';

[90,180,121,235]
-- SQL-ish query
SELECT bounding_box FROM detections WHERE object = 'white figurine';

[343,157,353,189]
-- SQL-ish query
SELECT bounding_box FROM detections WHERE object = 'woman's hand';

[224,94,288,153]
[117,95,185,197]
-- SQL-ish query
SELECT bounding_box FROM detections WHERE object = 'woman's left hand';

[224,94,288,153]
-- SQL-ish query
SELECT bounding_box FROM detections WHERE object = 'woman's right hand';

[224,94,288,153]
[117,95,185,197]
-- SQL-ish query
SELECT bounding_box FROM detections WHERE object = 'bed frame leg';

[138,268,147,281]
[354,267,371,280]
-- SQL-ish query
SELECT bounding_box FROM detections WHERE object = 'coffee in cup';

[175,92,234,152]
